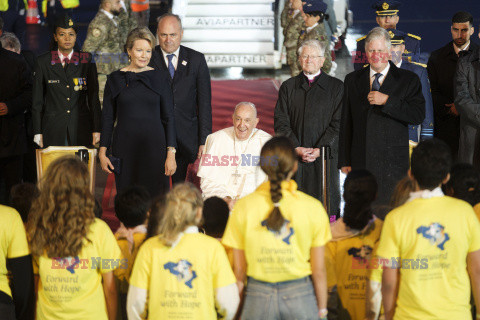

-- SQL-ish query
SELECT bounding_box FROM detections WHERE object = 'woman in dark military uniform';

[32,14,101,148]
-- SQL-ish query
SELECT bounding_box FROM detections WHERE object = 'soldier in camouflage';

[82,0,137,104]
[297,0,332,74]
[283,0,305,76]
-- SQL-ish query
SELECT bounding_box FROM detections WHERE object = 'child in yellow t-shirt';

[376,139,480,320]
[113,186,150,319]
[0,205,34,320]
[26,156,122,320]
[128,183,239,320]
[222,136,331,320]
[325,170,383,320]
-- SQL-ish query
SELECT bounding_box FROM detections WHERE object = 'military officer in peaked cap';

[388,29,434,147]
[353,0,421,70]
[32,15,101,148]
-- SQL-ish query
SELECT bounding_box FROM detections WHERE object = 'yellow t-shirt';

[376,196,480,320]
[115,232,146,293]
[0,205,30,297]
[222,180,332,283]
[325,218,383,320]
[129,232,236,320]
[34,218,123,320]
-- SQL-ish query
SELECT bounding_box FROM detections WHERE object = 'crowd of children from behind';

[2,137,480,320]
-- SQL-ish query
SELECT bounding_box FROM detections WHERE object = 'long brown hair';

[155,183,203,246]
[260,136,297,231]
[27,156,95,258]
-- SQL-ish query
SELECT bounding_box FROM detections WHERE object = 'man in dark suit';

[149,13,212,184]
[275,39,343,216]
[0,40,31,204]
[32,15,101,148]
[427,11,478,162]
[339,27,425,205]
[455,29,480,169]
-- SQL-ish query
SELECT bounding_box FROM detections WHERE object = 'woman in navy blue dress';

[99,28,177,198]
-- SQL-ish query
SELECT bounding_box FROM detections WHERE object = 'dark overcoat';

[338,61,425,205]
[454,47,480,169]
[32,50,101,147]
[274,72,343,214]
[0,44,31,158]
[427,41,479,159]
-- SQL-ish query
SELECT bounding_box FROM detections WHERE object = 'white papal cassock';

[197,127,272,199]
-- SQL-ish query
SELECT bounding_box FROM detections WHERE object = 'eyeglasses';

[300,55,323,60]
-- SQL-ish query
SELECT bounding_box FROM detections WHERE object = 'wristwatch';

[167,147,176,154]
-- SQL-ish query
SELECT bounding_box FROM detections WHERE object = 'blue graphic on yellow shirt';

[416,223,450,250]
[261,219,295,244]
[164,260,197,289]
[55,256,80,274]
[348,245,373,264]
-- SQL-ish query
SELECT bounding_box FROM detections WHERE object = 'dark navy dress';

[100,69,176,197]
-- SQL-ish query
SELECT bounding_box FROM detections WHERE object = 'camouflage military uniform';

[284,12,304,76]
[280,1,290,29]
[82,7,137,104]
[297,22,332,74]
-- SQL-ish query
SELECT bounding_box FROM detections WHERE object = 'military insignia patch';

[388,30,394,38]
[92,29,101,37]
[382,2,389,10]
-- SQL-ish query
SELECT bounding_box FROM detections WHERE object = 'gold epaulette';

[411,61,427,68]
[407,33,421,40]
[356,35,367,42]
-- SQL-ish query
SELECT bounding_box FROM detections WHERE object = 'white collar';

[303,69,321,80]
[170,226,199,248]
[454,40,471,55]
[306,22,318,33]
[58,49,74,61]
[370,63,390,79]
[101,9,115,21]
[395,60,402,68]
[161,47,180,60]
[407,187,444,202]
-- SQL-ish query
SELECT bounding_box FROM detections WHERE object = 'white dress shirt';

[161,47,180,70]
[58,50,74,66]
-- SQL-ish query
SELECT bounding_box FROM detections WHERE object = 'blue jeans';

[241,277,320,320]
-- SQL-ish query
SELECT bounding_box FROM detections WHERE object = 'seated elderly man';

[197,102,272,208]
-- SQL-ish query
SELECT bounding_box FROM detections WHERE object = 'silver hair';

[0,32,21,53]
[365,27,392,50]
[297,39,325,57]
[156,13,183,30]
[234,102,257,118]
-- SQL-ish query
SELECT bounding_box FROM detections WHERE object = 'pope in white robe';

[197,102,272,207]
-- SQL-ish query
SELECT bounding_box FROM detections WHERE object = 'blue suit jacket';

[400,61,434,141]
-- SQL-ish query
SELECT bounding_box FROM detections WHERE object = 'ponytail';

[265,172,285,231]
[260,136,297,232]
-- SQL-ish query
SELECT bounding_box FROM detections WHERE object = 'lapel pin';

[182,60,187,66]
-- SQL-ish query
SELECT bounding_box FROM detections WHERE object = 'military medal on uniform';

[78,78,83,91]
[74,78,79,91]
